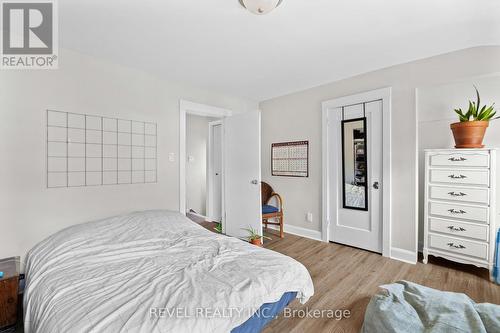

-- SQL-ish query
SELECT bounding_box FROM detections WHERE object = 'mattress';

[24,210,314,333]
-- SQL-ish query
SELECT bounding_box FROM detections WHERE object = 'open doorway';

[180,100,262,239]
[185,114,222,223]
[179,100,232,227]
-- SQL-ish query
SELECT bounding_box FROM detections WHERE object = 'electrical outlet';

[306,212,313,223]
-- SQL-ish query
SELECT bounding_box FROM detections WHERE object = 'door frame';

[321,87,392,257]
[206,120,223,222]
[179,100,232,219]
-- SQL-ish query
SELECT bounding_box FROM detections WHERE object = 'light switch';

[168,153,175,162]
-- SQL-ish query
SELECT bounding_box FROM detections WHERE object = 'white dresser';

[423,149,499,279]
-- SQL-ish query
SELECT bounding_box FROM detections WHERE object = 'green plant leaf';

[454,109,468,122]
[479,104,496,120]
[454,109,464,117]
[465,109,472,120]
[481,109,494,121]
[477,111,486,120]
[468,101,478,120]
[474,85,480,117]
[476,105,487,120]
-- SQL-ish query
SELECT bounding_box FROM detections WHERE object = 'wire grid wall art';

[46,110,157,188]
[271,141,309,177]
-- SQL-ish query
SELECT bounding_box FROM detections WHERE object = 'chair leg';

[279,216,284,238]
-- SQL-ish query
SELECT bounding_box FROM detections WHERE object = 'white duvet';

[24,210,314,333]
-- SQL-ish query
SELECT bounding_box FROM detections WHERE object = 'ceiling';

[60,0,500,101]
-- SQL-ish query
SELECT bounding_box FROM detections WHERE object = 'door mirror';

[341,118,368,211]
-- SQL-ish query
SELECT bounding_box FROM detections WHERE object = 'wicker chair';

[261,182,284,238]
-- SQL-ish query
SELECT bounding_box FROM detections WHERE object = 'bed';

[23,210,314,333]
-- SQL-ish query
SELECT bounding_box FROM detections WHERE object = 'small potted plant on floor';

[243,226,271,247]
[213,222,222,233]
[451,86,498,148]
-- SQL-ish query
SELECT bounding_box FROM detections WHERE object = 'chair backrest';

[261,181,274,205]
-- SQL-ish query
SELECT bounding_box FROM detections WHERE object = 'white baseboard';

[267,224,322,242]
[390,247,417,264]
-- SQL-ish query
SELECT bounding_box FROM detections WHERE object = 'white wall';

[260,46,500,255]
[0,48,258,263]
[417,74,500,246]
[186,114,218,216]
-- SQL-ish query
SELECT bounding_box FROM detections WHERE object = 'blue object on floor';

[231,292,297,333]
[262,205,279,214]
[0,271,3,278]
[493,228,500,284]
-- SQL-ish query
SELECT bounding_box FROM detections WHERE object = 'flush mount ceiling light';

[239,0,283,15]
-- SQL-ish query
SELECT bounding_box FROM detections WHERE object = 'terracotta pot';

[250,238,263,247]
[450,121,489,148]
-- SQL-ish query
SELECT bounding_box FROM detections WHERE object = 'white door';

[224,111,262,239]
[328,100,383,253]
[207,121,223,222]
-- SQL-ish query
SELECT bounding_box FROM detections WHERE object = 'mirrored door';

[341,117,368,210]
[329,99,383,253]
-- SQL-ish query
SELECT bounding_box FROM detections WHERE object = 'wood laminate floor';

[201,222,500,333]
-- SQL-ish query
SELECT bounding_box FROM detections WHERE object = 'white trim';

[206,120,223,222]
[321,87,392,257]
[414,88,421,264]
[266,224,322,242]
[179,100,232,220]
[390,247,417,264]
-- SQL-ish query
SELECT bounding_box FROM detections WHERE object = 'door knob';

[251,180,259,185]
[373,181,379,189]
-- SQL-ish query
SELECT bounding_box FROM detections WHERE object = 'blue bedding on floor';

[231,292,297,333]
[493,228,500,284]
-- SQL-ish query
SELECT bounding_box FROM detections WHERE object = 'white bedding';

[24,210,314,333]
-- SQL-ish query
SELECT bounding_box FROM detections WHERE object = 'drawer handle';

[448,209,466,214]
[448,191,467,197]
[7,297,14,304]
[448,157,467,162]
[447,242,466,249]
[447,226,466,232]
[448,174,467,179]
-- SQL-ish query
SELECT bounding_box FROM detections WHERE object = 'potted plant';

[451,86,498,148]
[242,226,271,247]
[213,222,222,233]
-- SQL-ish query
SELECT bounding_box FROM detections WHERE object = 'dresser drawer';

[429,186,489,205]
[429,233,488,260]
[430,169,489,186]
[429,218,488,241]
[429,152,489,168]
[429,201,489,223]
